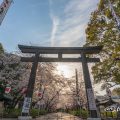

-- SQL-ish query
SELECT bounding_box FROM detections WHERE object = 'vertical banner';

[87,88,97,110]
[22,97,31,114]
[0,0,13,25]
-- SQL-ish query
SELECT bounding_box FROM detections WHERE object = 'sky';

[0,0,106,95]
[0,0,99,53]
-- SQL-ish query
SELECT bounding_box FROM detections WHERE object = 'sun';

[56,64,72,78]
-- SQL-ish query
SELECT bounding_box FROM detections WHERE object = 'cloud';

[50,13,59,47]
[49,0,98,47]
[49,0,104,95]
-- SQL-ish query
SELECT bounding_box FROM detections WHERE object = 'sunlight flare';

[56,64,72,78]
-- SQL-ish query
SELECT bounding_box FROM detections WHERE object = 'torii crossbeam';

[18,45,102,119]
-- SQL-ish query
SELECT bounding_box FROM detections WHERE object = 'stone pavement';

[0,112,84,120]
[35,112,83,120]
[0,118,17,120]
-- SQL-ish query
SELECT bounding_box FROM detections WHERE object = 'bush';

[68,109,89,118]
[2,108,48,118]
[3,108,21,118]
[30,109,47,118]
[38,109,48,115]
[80,110,89,118]
[30,109,39,118]
[101,111,117,118]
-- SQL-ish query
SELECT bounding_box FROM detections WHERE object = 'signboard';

[87,88,97,110]
[37,99,45,109]
[0,0,13,25]
[38,99,45,106]
[22,97,31,114]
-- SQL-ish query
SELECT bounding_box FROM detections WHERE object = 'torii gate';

[18,45,102,119]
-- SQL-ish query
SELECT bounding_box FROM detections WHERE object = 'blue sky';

[0,0,99,52]
[0,0,107,95]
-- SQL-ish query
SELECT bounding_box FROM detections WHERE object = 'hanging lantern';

[21,87,27,94]
[38,92,42,97]
[5,86,11,94]
[0,0,13,25]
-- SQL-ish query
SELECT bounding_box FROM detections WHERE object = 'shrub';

[2,108,48,118]
[30,109,39,118]
[101,111,117,118]
[30,109,48,118]
[68,109,89,118]
[3,108,21,118]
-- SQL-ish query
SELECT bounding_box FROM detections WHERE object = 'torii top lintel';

[18,45,103,54]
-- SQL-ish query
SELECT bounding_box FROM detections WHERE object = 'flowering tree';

[33,63,67,111]
[67,72,87,109]
[0,52,30,108]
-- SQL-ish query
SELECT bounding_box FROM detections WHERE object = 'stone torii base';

[18,116,32,120]
[87,118,101,120]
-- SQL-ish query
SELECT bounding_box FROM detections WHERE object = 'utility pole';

[75,69,80,107]
[75,69,79,97]
[0,0,13,25]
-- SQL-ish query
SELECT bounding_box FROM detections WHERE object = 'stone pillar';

[81,53,99,119]
[21,52,39,116]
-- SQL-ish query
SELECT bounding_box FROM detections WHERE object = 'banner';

[22,97,31,114]
[87,88,97,110]
[0,0,13,25]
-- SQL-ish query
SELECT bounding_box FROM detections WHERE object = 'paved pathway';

[35,112,83,120]
[0,112,84,120]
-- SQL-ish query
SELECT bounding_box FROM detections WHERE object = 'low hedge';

[2,109,21,118]
[68,109,89,118]
[1,108,48,118]
[101,111,117,118]
[30,109,48,118]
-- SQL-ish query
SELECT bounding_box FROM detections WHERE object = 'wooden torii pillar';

[18,45,102,119]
